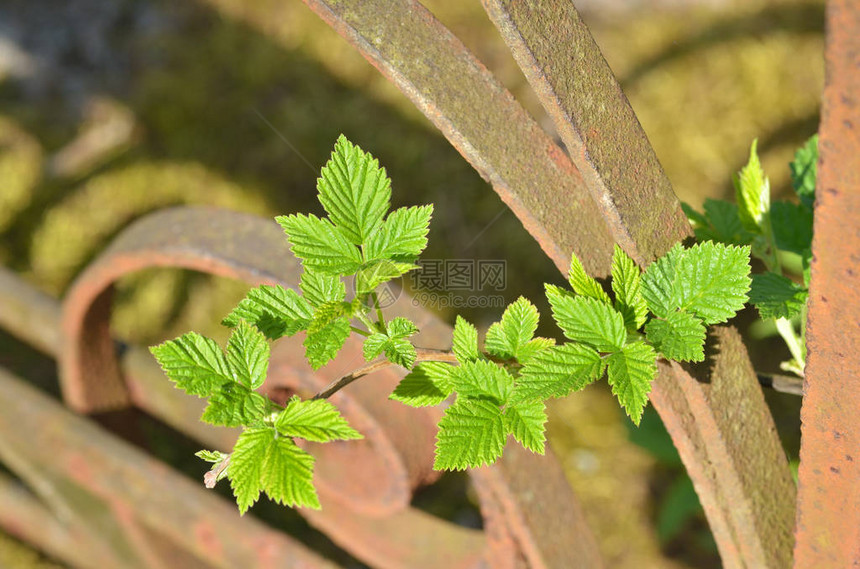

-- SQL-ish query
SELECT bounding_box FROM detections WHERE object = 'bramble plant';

[151,135,755,514]
[683,135,817,376]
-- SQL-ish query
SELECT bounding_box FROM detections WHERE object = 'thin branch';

[312,348,458,400]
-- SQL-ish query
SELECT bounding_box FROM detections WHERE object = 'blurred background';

[0,0,822,567]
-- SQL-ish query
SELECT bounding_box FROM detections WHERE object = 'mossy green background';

[0,0,822,567]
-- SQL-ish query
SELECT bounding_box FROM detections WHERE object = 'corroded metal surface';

[650,327,796,569]
[300,0,615,276]
[53,206,603,568]
[0,368,340,569]
[481,0,690,266]
[794,1,860,566]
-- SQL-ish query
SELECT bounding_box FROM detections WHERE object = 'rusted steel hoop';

[297,1,796,567]
[0,367,342,569]
[59,206,603,568]
[794,1,860,566]
[300,0,615,277]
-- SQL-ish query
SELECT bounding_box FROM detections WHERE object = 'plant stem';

[371,291,386,332]
[350,325,370,337]
[775,317,805,374]
[756,372,803,396]
[312,348,459,400]
[355,311,380,334]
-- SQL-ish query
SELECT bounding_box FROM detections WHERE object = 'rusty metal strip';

[55,206,603,567]
[794,1,860,566]
[0,367,339,569]
[299,0,615,276]
[650,327,796,569]
[481,0,690,266]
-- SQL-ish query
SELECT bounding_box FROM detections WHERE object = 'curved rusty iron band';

[0,366,342,569]
[300,0,615,277]
[58,206,602,568]
[298,1,796,567]
[794,2,860,566]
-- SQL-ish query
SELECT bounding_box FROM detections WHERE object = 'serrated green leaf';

[225,320,269,389]
[195,450,228,463]
[362,317,418,367]
[504,400,547,454]
[607,341,657,426]
[644,311,706,362]
[770,201,813,255]
[150,332,232,397]
[514,337,555,364]
[222,285,312,340]
[308,301,354,334]
[749,272,808,320]
[544,282,575,303]
[642,242,750,325]
[317,135,391,245]
[734,139,770,233]
[354,259,417,294]
[304,318,351,370]
[449,359,514,404]
[673,242,751,324]
[484,297,540,360]
[228,427,319,513]
[547,294,626,352]
[641,244,683,318]
[452,316,480,363]
[567,251,611,304]
[365,205,434,261]
[276,213,362,275]
[275,396,362,442]
[611,245,648,330]
[300,270,345,308]
[389,362,455,407]
[790,134,817,209]
[513,343,603,402]
[201,383,268,427]
[434,399,506,470]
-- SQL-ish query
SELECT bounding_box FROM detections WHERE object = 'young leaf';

[644,311,707,362]
[300,270,345,308]
[452,316,480,363]
[734,139,770,233]
[449,359,514,404]
[362,317,419,368]
[275,396,362,442]
[317,135,391,245]
[611,245,648,330]
[547,294,626,352]
[150,332,232,397]
[514,337,555,364]
[304,318,351,370]
[749,272,808,320]
[484,297,540,360]
[642,242,751,325]
[201,383,268,427]
[607,341,657,426]
[434,399,506,470]
[365,205,434,261]
[228,427,319,513]
[699,199,755,245]
[222,285,312,339]
[390,362,455,407]
[225,320,269,389]
[790,134,818,209]
[567,251,611,305]
[504,400,547,454]
[673,242,751,324]
[276,213,362,275]
[354,259,416,294]
[770,201,813,255]
[196,450,228,463]
[513,343,604,402]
